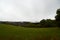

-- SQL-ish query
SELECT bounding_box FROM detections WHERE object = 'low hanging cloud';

[0,0,60,22]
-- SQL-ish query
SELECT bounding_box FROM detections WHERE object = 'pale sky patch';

[0,0,60,22]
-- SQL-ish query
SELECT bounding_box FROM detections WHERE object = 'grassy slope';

[0,24,60,40]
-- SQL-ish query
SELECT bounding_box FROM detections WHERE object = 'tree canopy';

[55,9,60,27]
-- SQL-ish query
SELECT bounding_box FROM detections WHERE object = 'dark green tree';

[40,19,57,27]
[55,9,60,27]
[40,19,47,27]
[45,19,57,27]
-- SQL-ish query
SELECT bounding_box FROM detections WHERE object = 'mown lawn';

[0,24,60,40]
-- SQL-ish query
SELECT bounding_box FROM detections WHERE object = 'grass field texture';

[0,24,60,40]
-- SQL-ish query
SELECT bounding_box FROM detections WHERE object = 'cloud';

[0,0,60,22]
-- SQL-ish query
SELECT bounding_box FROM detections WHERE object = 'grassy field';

[0,24,60,40]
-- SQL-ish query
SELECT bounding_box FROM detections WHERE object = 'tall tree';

[55,9,60,27]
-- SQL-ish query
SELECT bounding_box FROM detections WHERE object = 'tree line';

[0,9,60,28]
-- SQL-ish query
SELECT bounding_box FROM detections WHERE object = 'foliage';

[55,9,60,27]
[40,19,57,27]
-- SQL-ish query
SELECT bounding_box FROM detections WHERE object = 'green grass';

[0,24,60,40]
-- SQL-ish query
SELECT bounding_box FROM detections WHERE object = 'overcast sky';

[0,0,60,22]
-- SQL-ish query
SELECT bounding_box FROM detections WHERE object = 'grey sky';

[0,0,60,22]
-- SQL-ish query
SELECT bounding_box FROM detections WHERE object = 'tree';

[40,19,47,27]
[55,9,60,27]
[40,19,57,27]
[45,19,57,27]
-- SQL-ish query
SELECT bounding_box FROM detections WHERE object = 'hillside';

[0,24,60,40]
